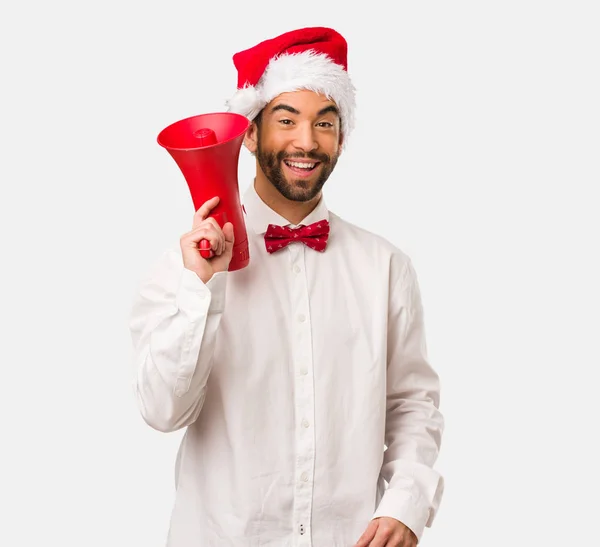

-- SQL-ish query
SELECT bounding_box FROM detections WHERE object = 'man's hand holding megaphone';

[180,196,235,284]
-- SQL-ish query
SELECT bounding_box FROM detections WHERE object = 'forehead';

[266,90,338,114]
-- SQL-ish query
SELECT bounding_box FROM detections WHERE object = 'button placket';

[288,243,315,545]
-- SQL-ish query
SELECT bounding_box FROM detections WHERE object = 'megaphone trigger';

[199,239,213,259]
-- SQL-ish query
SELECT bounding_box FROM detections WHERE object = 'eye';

[317,121,334,128]
[279,119,294,125]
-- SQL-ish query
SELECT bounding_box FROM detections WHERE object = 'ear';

[243,123,258,154]
[338,131,345,154]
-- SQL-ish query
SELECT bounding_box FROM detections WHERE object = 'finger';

[203,216,222,233]
[367,523,393,547]
[203,217,226,255]
[382,533,405,547]
[186,224,225,254]
[385,534,417,547]
[394,525,417,547]
[183,227,223,254]
[193,196,220,227]
[198,218,226,251]
[354,520,379,547]
[222,222,235,246]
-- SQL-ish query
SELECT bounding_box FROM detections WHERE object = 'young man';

[130,27,444,547]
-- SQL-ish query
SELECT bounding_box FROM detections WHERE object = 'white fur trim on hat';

[226,50,356,139]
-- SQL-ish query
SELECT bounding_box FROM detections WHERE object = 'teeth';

[286,161,315,169]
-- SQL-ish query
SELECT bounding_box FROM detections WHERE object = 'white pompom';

[225,86,264,121]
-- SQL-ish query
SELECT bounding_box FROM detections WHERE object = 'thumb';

[223,222,235,246]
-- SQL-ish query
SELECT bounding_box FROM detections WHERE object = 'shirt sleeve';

[128,247,227,433]
[372,257,445,542]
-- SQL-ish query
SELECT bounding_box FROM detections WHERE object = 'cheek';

[322,141,341,160]
[262,134,288,153]
[259,125,298,150]
[318,130,341,150]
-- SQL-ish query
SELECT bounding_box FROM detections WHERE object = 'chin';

[280,182,321,202]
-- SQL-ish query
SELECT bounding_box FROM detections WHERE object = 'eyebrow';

[270,103,340,118]
[271,104,300,115]
[316,105,340,117]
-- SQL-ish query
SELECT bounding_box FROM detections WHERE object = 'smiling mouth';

[283,159,321,176]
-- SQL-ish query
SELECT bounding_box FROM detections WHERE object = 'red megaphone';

[157,112,251,271]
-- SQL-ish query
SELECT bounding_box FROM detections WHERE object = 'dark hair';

[253,109,264,129]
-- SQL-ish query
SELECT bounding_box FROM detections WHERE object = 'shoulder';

[328,211,413,277]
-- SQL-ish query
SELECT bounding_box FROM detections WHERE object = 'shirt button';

[298,314,306,323]
[300,366,308,376]
[300,471,309,482]
[302,419,310,428]
[293,265,301,274]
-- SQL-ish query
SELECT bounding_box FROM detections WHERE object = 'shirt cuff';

[205,271,227,313]
[177,268,227,314]
[372,488,431,543]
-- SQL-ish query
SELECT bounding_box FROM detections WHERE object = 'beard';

[255,140,340,203]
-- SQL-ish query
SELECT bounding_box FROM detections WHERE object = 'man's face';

[246,90,343,202]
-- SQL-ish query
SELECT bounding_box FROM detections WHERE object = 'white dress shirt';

[129,182,444,546]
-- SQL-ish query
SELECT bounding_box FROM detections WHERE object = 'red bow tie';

[264,220,330,253]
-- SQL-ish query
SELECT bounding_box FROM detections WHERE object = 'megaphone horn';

[157,112,251,272]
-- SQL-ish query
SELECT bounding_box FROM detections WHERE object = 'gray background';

[1,1,598,545]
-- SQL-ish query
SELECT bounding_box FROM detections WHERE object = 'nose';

[291,122,318,152]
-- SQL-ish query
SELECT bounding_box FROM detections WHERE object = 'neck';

[254,172,322,225]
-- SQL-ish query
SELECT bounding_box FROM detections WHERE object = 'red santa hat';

[226,27,356,140]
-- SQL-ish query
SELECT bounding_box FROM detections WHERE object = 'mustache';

[278,151,331,163]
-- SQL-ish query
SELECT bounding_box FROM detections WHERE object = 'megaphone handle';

[199,211,228,259]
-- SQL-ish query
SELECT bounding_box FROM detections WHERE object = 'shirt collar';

[242,180,330,235]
